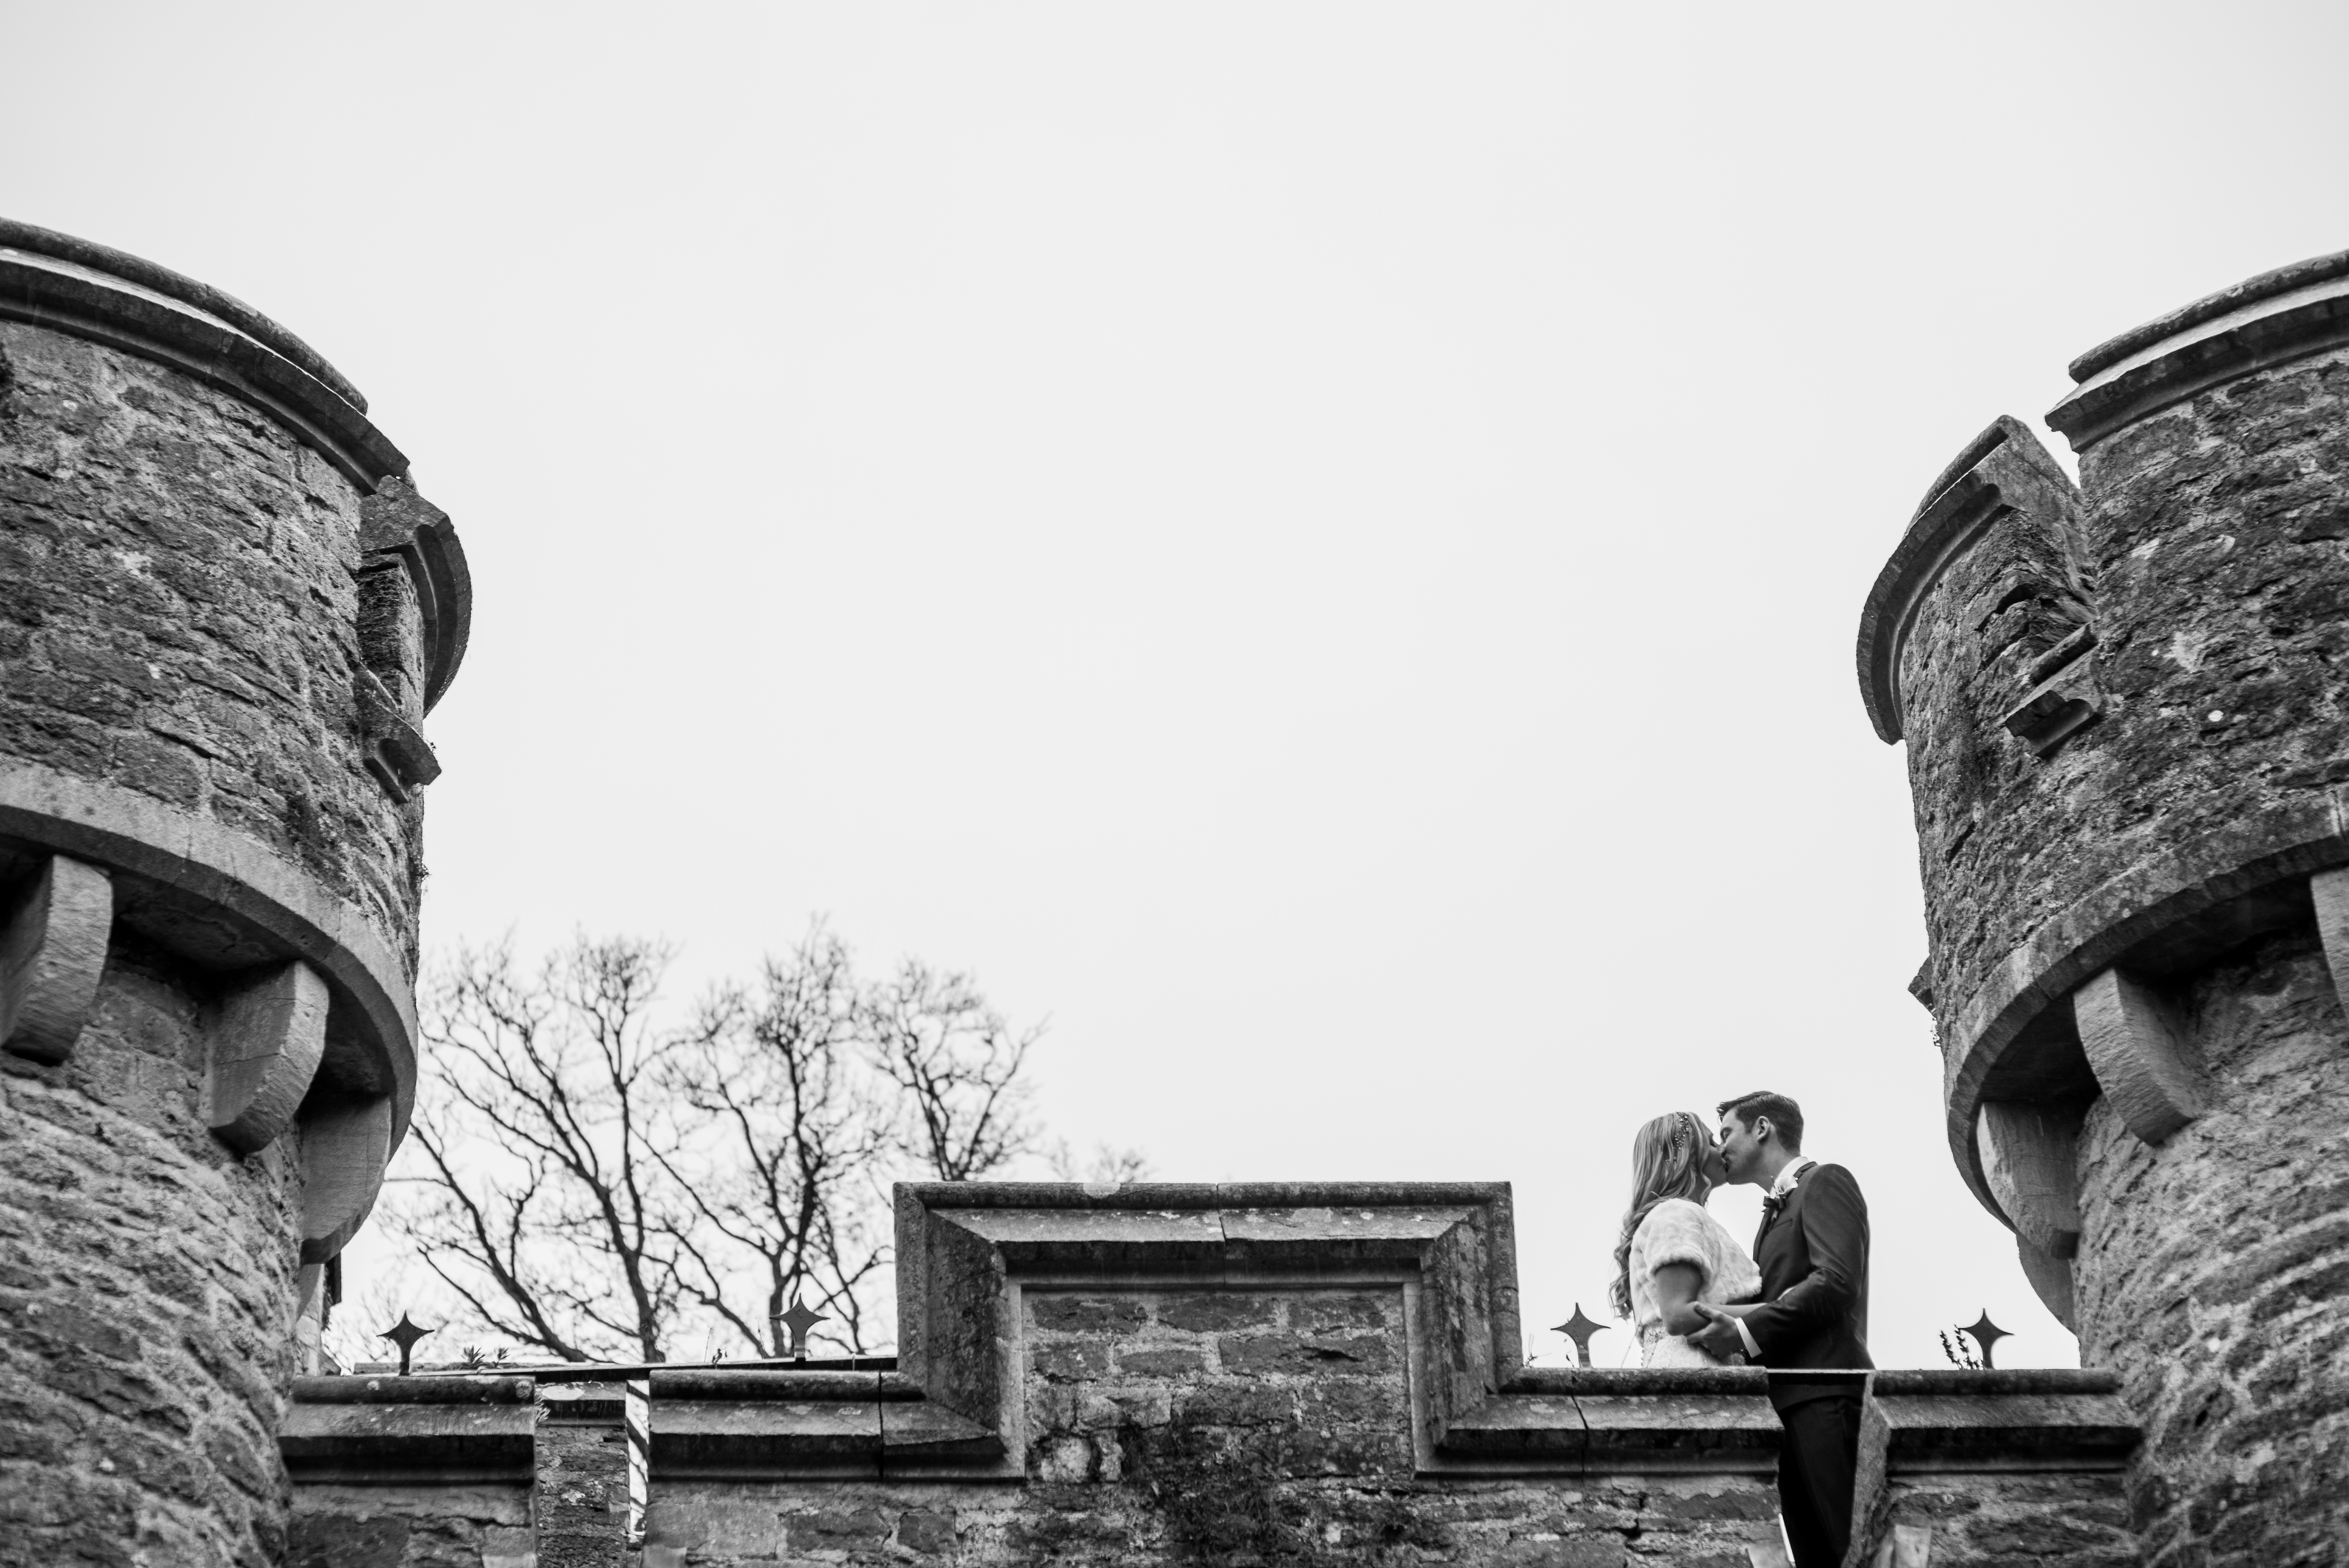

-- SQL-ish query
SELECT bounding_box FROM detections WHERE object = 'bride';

[1611,1110,1761,1366]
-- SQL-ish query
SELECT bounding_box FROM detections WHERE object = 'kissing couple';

[1610,1092,1873,1568]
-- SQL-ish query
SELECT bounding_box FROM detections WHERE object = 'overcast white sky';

[9,2,2348,1368]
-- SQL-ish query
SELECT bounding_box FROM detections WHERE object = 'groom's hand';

[1686,1304,1745,1360]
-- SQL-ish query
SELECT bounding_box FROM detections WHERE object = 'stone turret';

[0,220,469,1564]
[1860,252,2349,1556]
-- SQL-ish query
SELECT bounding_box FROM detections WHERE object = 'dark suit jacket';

[1743,1161,1871,1409]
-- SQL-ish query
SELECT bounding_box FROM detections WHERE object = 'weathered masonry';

[1860,249,2349,1559]
[0,219,469,1564]
[285,1185,2136,1567]
[12,217,2345,1566]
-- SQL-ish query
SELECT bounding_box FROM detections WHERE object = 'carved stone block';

[302,1095,394,1264]
[0,853,113,1064]
[2015,1235,2078,1333]
[2308,865,2349,1013]
[1976,1101,2082,1259]
[208,960,330,1155]
[2071,968,2209,1145]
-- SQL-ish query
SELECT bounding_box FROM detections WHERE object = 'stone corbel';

[301,1095,395,1264]
[207,960,330,1155]
[1998,627,2101,757]
[2071,968,2209,1144]
[0,853,113,1064]
[2308,866,2349,1013]
[2015,1235,2078,1333]
[355,668,442,802]
[1975,1101,2082,1259]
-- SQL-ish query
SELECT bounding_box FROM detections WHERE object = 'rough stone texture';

[536,1388,628,1568]
[1856,1472,2137,1568]
[0,938,304,1568]
[1868,257,2349,1564]
[2072,930,2349,1568]
[0,229,457,1568]
[642,1285,1783,1565]
[1846,1371,2139,1568]
[1889,342,2349,1020]
[1887,425,2095,1017]
[0,319,424,967]
[286,1485,532,1568]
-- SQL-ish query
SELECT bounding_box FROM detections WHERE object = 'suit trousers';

[1776,1396,1862,1568]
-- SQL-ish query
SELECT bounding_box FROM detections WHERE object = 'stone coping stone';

[0,225,404,485]
[2050,248,2349,448]
[651,1369,923,1402]
[1870,1369,2119,1397]
[1441,1379,1781,1475]
[0,215,365,409]
[293,1375,534,1404]
[1505,1367,1770,1397]
[283,1377,538,1481]
[2068,246,2349,382]
[906,1178,1506,1208]
[1864,1377,2137,1472]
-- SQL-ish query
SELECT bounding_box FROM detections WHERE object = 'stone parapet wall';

[282,1374,535,1568]
[280,1185,2142,1568]
[1849,1370,2138,1568]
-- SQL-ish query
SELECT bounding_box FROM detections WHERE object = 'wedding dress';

[1628,1197,1762,1367]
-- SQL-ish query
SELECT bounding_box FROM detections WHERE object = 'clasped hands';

[1686,1302,1748,1360]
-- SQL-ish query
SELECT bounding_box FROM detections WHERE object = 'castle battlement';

[283,1184,2136,1567]
[1861,248,2349,1559]
[5,221,2343,1565]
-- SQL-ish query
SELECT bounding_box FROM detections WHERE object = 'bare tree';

[657,927,894,1355]
[864,958,1037,1182]
[391,935,685,1362]
[385,925,1073,1361]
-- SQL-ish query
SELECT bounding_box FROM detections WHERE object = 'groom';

[1687,1091,1871,1568]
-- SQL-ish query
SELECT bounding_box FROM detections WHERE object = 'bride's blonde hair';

[1608,1110,1713,1319]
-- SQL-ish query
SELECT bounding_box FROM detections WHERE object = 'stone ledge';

[2050,248,2349,449]
[0,215,366,409]
[1445,1369,1780,1476]
[0,759,419,1156]
[647,1368,1004,1479]
[1939,793,2349,1228]
[1855,1370,2136,1495]
[0,229,405,487]
[282,1375,538,1482]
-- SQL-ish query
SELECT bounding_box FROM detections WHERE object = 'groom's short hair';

[1718,1091,1804,1151]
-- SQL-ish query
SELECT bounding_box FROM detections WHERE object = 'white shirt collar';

[1768,1156,1817,1201]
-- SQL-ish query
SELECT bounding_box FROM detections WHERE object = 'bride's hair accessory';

[1669,1112,1702,1162]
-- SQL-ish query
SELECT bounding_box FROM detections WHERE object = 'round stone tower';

[0,220,468,1563]
[1859,253,2349,1557]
